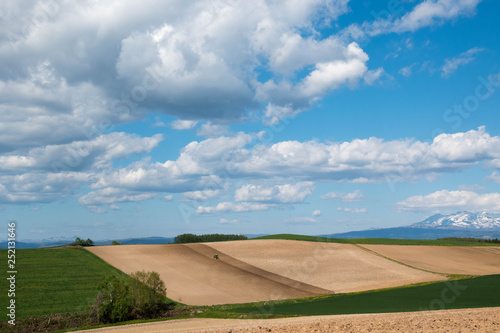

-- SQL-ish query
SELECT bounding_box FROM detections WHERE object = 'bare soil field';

[80,307,500,332]
[88,240,442,305]
[361,245,500,275]
[87,243,329,305]
[210,239,443,292]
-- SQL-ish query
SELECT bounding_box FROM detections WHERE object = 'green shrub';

[94,271,173,324]
[95,276,132,323]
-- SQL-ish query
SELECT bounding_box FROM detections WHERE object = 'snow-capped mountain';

[410,211,500,229]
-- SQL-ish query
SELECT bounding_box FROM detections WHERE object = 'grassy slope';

[200,275,500,318]
[0,247,130,319]
[254,234,499,246]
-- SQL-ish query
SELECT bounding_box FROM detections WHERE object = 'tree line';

[174,233,247,244]
[438,237,500,244]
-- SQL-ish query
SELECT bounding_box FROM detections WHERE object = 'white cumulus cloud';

[321,190,364,202]
[393,0,481,33]
[284,217,317,223]
[399,63,417,77]
[196,202,270,214]
[0,172,90,204]
[85,127,500,204]
[79,187,158,206]
[398,190,500,213]
[337,207,367,213]
[0,132,162,172]
[182,189,224,202]
[171,120,198,130]
[235,182,315,203]
[486,171,500,183]
[220,218,240,224]
[342,0,482,39]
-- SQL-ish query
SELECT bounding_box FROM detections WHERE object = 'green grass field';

[0,247,129,319]
[201,275,500,318]
[254,234,500,246]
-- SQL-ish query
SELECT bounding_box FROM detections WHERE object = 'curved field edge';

[353,244,453,277]
[254,234,500,246]
[195,274,500,318]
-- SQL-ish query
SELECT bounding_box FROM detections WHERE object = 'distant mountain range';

[3,212,499,249]
[322,211,500,240]
[0,236,176,250]
[410,211,500,229]
[0,234,269,249]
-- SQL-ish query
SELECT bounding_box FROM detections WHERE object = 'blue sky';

[1,0,500,241]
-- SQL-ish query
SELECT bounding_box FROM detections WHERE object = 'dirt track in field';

[80,307,500,332]
[87,240,442,305]
[361,245,500,275]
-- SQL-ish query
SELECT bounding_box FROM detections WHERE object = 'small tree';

[111,241,121,245]
[95,276,131,323]
[129,270,167,318]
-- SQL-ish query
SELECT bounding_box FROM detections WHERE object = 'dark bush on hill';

[174,233,247,244]
[70,237,94,246]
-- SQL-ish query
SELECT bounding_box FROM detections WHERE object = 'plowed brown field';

[361,245,500,275]
[87,242,329,305]
[210,239,443,293]
[87,239,442,305]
